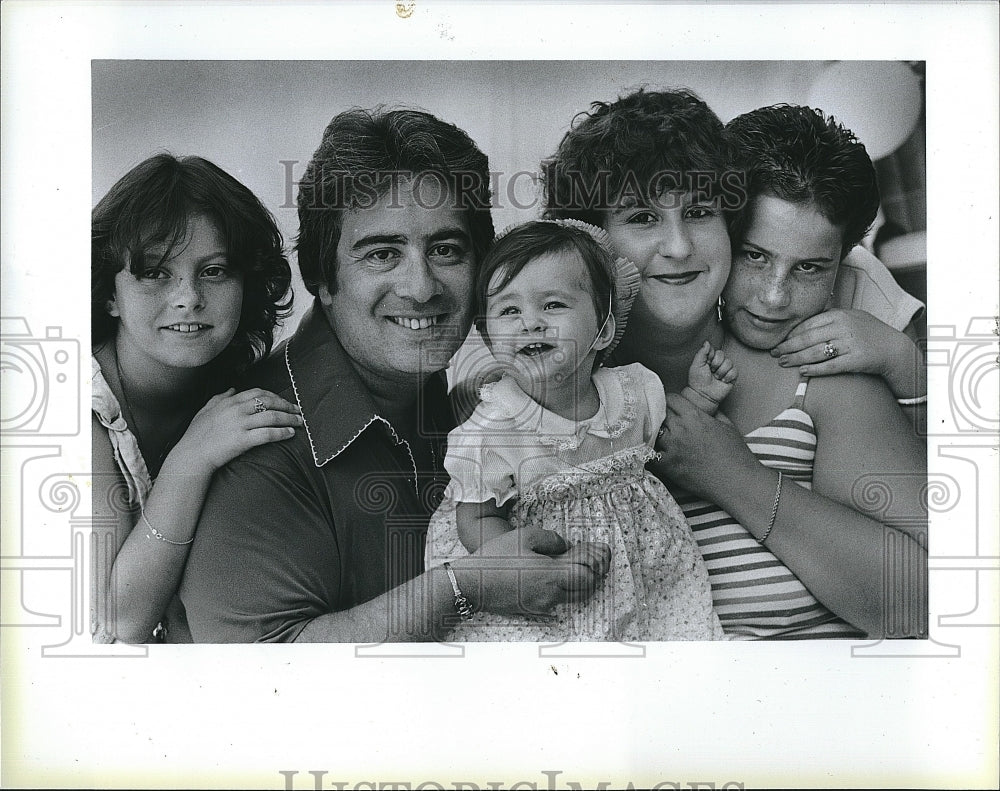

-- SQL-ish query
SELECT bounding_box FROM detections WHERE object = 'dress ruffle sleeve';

[443,415,518,508]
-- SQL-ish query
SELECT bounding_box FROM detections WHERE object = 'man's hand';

[451,527,612,618]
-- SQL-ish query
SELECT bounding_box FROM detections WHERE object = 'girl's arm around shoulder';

[804,371,928,636]
[805,371,927,539]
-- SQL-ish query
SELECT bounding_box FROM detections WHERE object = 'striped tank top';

[676,379,865,640]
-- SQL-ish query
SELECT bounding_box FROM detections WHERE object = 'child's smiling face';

[723,193,844,350]
[484,249,611,400]
[108,213,244,372]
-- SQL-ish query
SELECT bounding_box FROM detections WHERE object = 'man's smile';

[387,314,442,331]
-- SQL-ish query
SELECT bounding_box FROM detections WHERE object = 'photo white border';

[2,2,998,789]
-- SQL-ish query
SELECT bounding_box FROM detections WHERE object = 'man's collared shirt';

[179,301,455,642]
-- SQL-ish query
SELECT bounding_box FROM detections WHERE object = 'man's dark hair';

[295,107,495,296]
[726,104,880,258]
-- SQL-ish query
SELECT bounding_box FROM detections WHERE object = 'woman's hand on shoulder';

[654,392,759,497]
[168,388,303,475]
[806,371,926,533]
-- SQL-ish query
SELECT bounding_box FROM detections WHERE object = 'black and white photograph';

[89,58,930,646]
[2,2,998,789]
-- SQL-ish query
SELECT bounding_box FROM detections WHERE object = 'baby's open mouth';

[517,342,555,357]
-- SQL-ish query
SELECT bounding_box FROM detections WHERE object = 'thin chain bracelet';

[759,471,783,545]
[141,510,194,546]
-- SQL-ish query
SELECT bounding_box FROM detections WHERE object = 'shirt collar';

[285,300,452,467]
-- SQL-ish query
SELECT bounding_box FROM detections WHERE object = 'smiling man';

[180,108,610,642]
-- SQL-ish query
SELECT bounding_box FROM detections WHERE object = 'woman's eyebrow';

[609,197,643,215]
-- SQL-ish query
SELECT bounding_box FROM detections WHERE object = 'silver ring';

[253,397,267,414]
[824,342,838,359]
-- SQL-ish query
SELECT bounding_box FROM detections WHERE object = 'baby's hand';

[682,341,737,415]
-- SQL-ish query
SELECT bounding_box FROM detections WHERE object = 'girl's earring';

[716,296,725,323]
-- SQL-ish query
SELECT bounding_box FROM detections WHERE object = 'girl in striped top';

[654,104,927,639]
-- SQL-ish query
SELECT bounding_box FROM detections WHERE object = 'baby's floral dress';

[426,363,724,641]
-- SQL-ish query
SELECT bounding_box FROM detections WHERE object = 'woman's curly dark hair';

[92,153,293,372]
[543,88,739,229]
[725,104,880,258]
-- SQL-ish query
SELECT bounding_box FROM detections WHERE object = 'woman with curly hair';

[91,153,302,643]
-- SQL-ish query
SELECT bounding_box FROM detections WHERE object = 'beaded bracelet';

[759,471,783,545]
[141,510,194,546]
[443,562,474,620]
[896,394,927,406]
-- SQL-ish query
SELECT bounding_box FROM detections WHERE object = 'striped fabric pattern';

[677,380,865,640]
